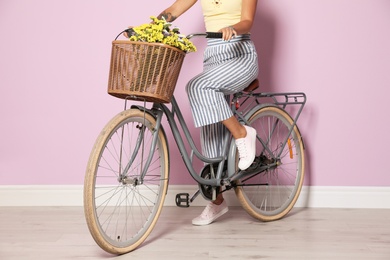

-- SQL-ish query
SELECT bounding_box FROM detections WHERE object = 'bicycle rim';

[235,106,305,221]
[84,109,169,254]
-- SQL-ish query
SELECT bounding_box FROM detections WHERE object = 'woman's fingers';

[219,26,237,41]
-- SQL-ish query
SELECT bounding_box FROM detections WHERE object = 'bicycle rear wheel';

[84,109,169,254]
[235,106,305,221]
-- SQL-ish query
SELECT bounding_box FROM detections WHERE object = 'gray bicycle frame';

[125,89,306,188]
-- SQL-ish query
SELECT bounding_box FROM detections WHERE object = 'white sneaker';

[235,125,256,170]
[192,200,229,226]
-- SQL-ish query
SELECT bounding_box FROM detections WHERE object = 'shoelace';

[236,139,248,158]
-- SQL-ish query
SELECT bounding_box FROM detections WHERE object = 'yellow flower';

[128,16,196,52]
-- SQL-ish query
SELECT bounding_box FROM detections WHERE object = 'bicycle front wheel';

[235,106,305,221]
[84,109,169,254]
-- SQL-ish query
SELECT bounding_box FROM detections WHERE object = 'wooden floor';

[0,206,389,259]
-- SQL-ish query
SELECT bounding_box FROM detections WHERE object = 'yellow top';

[200,0,242,32]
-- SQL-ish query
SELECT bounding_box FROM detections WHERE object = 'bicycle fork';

[118,108,164,186]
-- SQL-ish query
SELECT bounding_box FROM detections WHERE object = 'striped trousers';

[186,35,259,158]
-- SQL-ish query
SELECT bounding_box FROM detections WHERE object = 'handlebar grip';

[206,32,223,39]
[115,28,134,40]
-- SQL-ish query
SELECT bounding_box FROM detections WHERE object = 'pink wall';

[1,0,389,186]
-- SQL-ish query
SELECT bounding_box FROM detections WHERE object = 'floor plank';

[0,207,389,259]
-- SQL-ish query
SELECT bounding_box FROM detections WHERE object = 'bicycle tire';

[84,108,169,254]
[235,106,305,221]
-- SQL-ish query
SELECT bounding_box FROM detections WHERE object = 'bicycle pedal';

[175,193,190,208]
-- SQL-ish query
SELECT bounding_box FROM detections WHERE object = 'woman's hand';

[218,26,237,41]
[123,27,134,38]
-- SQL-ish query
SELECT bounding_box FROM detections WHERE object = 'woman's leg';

[192,123,228,226]
[190,38,259,225]
[222,116,246,139]
[192,116,256,226]
[186,39,259,128]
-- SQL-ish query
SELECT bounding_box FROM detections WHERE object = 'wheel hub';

[118,174,138,186]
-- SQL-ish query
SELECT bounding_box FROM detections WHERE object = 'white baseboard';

[0,185,389,208]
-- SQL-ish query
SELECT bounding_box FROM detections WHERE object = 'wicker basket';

[108,40,186,103]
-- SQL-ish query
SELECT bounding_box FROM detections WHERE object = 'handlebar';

[186,32,223,39]
[117,28,223,40]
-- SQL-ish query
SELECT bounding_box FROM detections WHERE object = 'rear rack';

[233,91,307,129]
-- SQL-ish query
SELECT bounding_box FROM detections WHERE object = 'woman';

[157,0,259,225]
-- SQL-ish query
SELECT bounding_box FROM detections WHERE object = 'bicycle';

[83,32,306,255]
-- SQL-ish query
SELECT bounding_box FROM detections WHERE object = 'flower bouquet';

[127,16,196,53]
